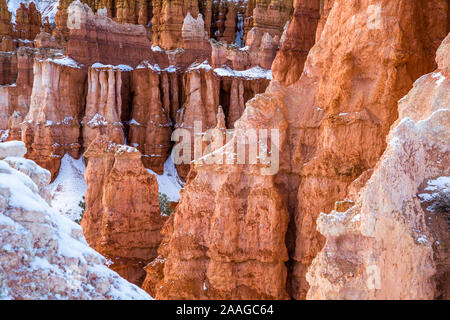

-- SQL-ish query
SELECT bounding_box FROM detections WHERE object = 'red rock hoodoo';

[82,63,132,149]
[15,3,42,41]
[21,56,86,180]
[128,62,176,174]
[81,135,167,286]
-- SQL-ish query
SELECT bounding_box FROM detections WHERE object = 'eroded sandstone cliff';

[82,63,132,149]
[307,34,449,300]
[81,135,166,286]
[21,55,86,180]
[146,0,449,300]
[66,1,168,67]
[128,62,176,174]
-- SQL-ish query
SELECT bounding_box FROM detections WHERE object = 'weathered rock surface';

[173,61,270,178]
[128,62,176,174]
[0,0,12,41]
[0,140,151,300]
[0,51,17,85]
[211,30,279,70]
[218,73,270,127]
[244,0,292,45]
[21,55,87,180]
[82,63,132,149]
[151,0,198,50]
[150,0,449,300]
[271,0,320,86]
[0,47,35,141]
[66,0,168,67]
[81,135,166,286]
[286,0,448,299]
[307,34,449,299]
[144,91,290,299]
[15,2,42,41]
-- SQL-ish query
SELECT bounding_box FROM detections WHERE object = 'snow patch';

[213,66,272,80]
[86,113,108,127]
[187,60,213,72]
[136,61,177,73]
[151,45,164,52]
[147,152,184,202]
[418,176,450,212]
[47,56,83,69]
[91,63,133,72]
[49,154,87,222]
[416,234,429,245]
[128,118,141,126]
[431,72,446,87]
[0,130,9,142]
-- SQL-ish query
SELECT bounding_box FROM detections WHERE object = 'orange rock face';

[285,0,448,299]
[145,92,290,299]
[54,0,71,40]
[82,64,132,149]
[146,0,449,300]
[179,12,211,69]
[211,29,279,70]
[81,135,166,286]
[244,0,293,45]
[66,1,168,67]
[173,62,270,178]
[212,0,237,43]
[0,0,12,39]
[307,34,450,300]
[21,56,87,180]
[0,0,13,52]
[128,62,176,174]
[271,0,320,86]
[151,0,197,50]
[219,76,270,127]
[0,52,17,84]
[315,0,334,41]
[15,3,42,41]
[55,0,154,38]
[2,48,35,140]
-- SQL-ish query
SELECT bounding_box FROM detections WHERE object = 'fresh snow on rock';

[49,154,87,222]
[91,63,134,71]
[418,176,450,212]
[0,142,151,299]
[86,113,108,126]
[128,118,141,126]
[186,61,272,79]
[151,45,164,52]
[187,60,213,72]
[47,56,83,69]
[147,152,184,202]
[0,140,26,159]
[136,61,177,73]
[214,66,272,80]
[431,72,446,87]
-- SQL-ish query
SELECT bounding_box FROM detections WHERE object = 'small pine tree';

[429,191,450,213]
[159,192,173,216]
[75,196,86,224]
